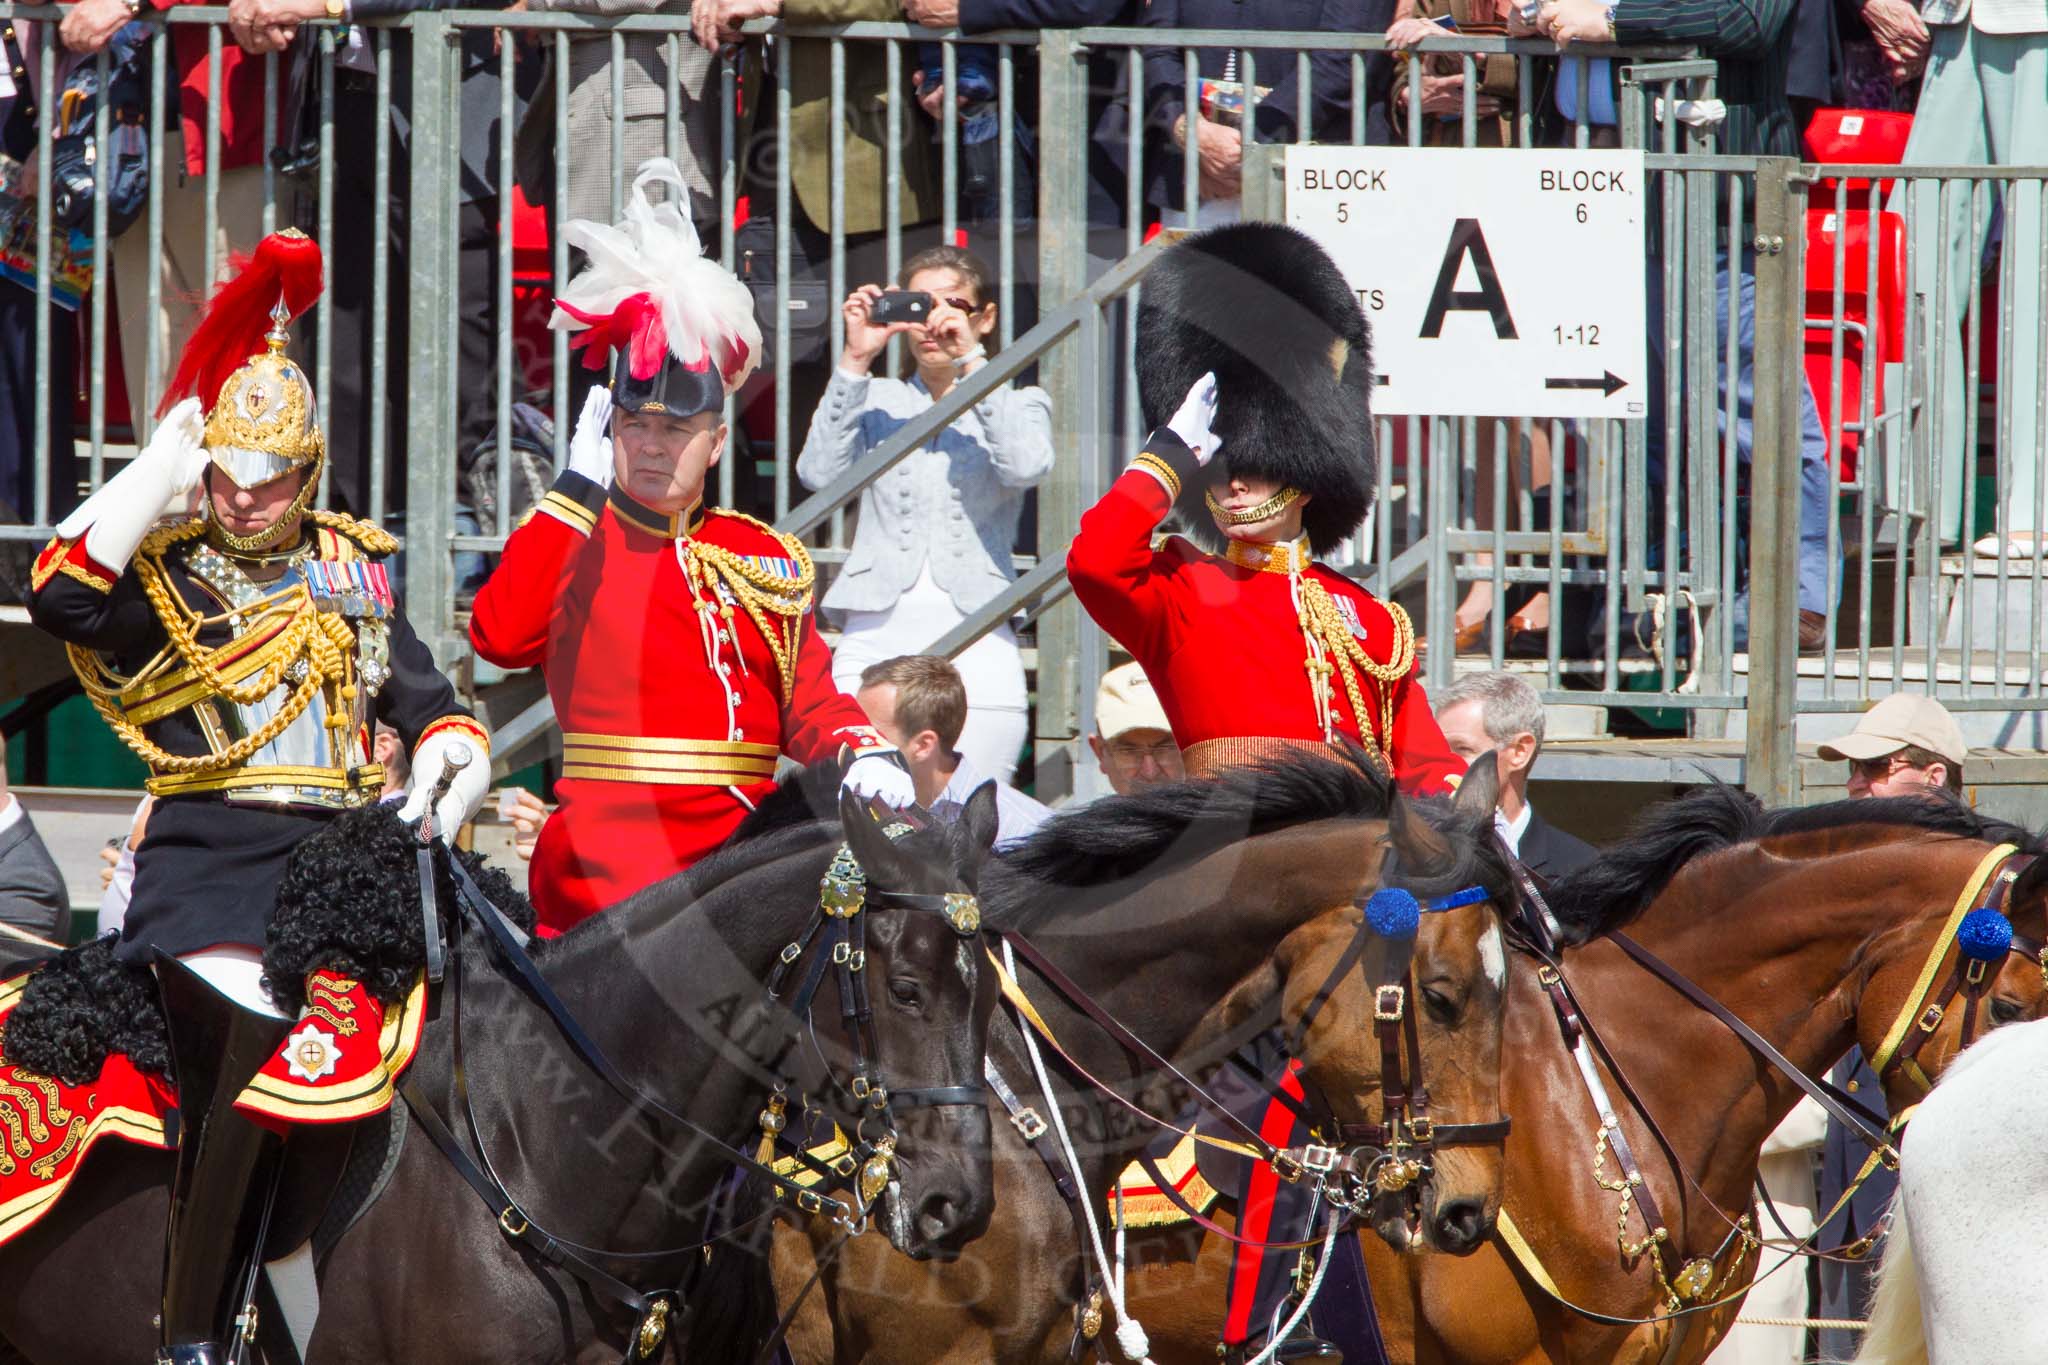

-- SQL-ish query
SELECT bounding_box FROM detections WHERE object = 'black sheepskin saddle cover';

[0,805,536,1086]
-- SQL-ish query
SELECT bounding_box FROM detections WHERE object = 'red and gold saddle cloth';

[0,973,176,1247]
[234,970,428,1126]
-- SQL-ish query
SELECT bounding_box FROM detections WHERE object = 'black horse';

[0,781,1002,1364]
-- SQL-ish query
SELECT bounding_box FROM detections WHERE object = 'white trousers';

[177,945,288,1020]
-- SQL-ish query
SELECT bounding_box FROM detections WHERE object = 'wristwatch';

[1603,3,1618,39]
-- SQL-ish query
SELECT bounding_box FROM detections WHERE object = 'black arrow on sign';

[1544,371,1627,397]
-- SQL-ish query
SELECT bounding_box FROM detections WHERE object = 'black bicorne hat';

[1135,223,1375,555]
[609,348,725,419]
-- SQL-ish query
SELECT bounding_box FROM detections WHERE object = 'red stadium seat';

[1804,108,1913,211]
[1803,207,1906,480]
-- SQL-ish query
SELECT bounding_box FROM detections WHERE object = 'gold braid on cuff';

[1131,452,1183,501]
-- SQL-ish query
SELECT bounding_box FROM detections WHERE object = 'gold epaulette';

[306,509,399,558]
[136,516,209,563]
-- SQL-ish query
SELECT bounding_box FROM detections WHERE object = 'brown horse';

[761,751,1517,1364]
[1121,788,2048,1365]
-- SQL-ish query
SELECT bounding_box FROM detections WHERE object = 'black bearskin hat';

[1136,223,1375,555]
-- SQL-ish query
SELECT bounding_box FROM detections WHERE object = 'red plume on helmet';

[156,229,325,420]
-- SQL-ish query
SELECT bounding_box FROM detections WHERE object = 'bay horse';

[1314,788,2048,1365]
[1852,1012,2048,1365]
[0,781,1005,1364]
[755,747,1517,1364]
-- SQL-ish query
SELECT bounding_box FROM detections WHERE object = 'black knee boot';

[153,955,292,1365]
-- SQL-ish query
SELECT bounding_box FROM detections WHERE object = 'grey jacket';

[516,0,717,229]
[0,801,67,942]
[798,368,1055,616]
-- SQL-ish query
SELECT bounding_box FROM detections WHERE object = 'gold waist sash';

[560,733,780,787]
[1180,736,1344,780]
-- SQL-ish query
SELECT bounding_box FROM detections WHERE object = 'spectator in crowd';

[226,0,520,519]
[517,0,719,422]
[0,733,67,940]
[97,794,152,937]
[1087,661,1183,796]
[500,786,549,861]
[373,721,413,801]
[801,245,1052,783]
[1816,691,1967,797]
[1537,0,1838,656]
[855,654,1049,844]
[63,0,272,445]
[1141,0,1375,230]
[1889,0,2047,560]
[908,0,1138,243]
[1387,0,1519,146]
[1433,670,1594,878]
[0,16,84,526]
[1808,691,1965,1359]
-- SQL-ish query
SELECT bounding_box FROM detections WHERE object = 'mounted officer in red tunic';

[469,159,912,936]
[1073,223,1465,1362]
[1069,221,1460,798]
[25,229,489,1363]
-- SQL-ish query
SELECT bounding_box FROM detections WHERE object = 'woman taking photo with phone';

[799,245,1053,784]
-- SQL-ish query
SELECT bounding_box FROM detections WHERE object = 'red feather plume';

[156,231,325,419]
[556,292,671,380]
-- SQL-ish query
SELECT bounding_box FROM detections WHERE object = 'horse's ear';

[1453,751,1500,822]
[2010,851,2048,919]
[839,788,911,884]
[961,782,1001,860]
[1388,791,1455,879]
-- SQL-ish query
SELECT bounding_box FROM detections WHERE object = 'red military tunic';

[1068,456,1463,796]
[470,472,889,934]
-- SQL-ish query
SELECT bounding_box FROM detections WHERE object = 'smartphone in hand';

[868,290,934,326]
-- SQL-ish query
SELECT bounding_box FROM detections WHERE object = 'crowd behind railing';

[1,0,2045,735]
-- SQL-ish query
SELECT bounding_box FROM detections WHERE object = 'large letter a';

[1419,218,1517,339]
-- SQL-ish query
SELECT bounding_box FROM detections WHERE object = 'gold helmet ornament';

[158,228,327,550]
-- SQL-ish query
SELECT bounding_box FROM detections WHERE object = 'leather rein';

[1500,839,2042,1324]
[400,836,989,1364]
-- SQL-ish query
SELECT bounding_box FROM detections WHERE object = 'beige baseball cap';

[1095,662,1173,742]
[1816,693,1967,767]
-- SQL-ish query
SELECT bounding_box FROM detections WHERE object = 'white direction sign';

[1284,145,1646,419]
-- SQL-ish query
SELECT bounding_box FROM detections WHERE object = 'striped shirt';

[1612,0,1799,158]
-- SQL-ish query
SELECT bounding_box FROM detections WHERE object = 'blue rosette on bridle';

[1957,907,2014,962]
[1365,888,1421,938]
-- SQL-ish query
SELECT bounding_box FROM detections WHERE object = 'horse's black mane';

[1547,782,2042,943]
[984,745,1502,930]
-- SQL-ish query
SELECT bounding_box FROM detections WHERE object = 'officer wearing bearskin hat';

[1069,221,1461,797]
[27,228,489,1363]
[469,159,913,936]
[1071,223,1465,1364]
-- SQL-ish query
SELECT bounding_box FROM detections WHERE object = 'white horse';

[1854,1012,2048,1365]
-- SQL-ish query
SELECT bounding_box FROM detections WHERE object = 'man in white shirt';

[1433,670,1594,879]
[854,655,1050,848]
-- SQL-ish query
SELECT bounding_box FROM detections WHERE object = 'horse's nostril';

[1433,1197,1490,1250]
[916,1194,960,1246]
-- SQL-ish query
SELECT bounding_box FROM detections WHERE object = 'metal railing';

[7,11,2048,804]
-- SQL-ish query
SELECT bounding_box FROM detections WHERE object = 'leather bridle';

[401,833,989,1365]
[1868,844,2045,1099]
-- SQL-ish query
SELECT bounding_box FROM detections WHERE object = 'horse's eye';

[1989,997,2025,1026]
[888,980,923,1009]
[1421,985,1458,1024]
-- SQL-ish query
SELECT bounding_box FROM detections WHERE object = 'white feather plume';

[549,158,762,391]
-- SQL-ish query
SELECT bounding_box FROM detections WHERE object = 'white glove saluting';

[398,728,492,846]
[567,385,616,487]
[54,397,210,572]
[841,750,918,811]
[1166,371,1223,467]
